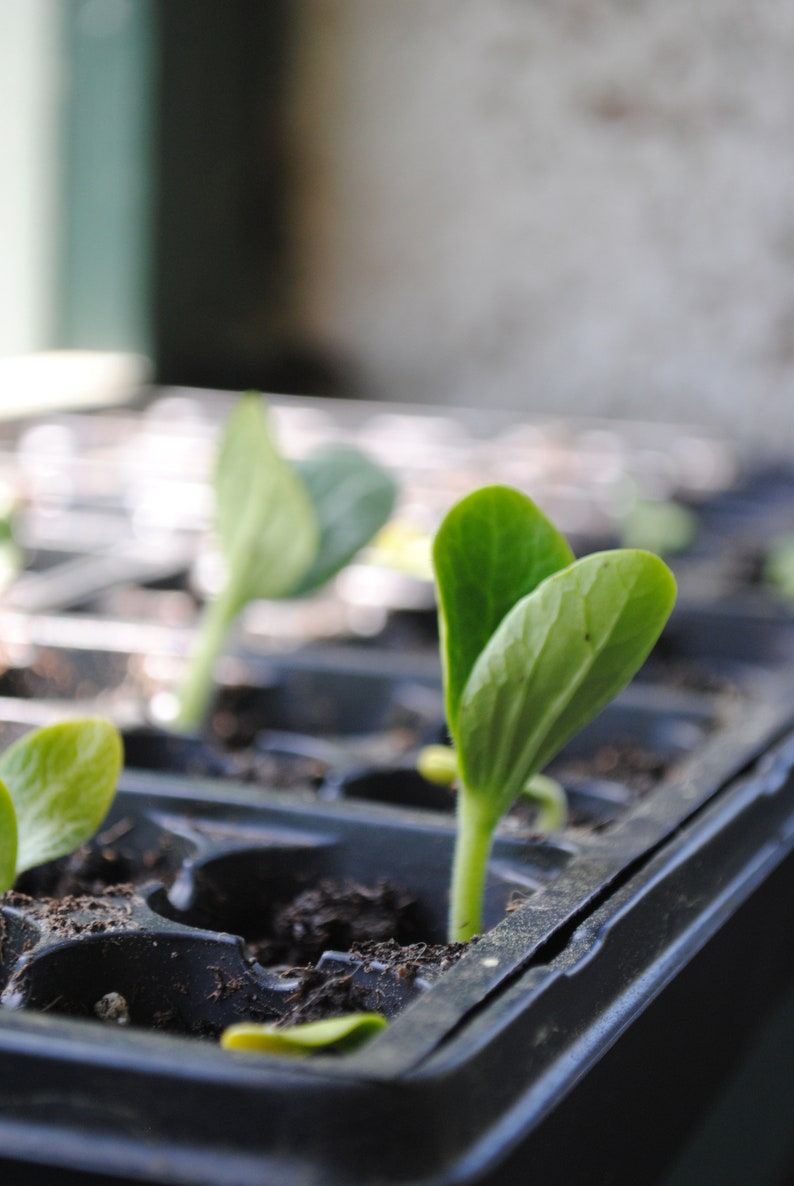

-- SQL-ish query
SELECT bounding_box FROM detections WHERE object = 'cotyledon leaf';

[0,719,123,875]
[0,778,17,893]
[214,393,319,604]
[291,445,398,596]
[456,549,677,822]
[433,486,574,736]
[221,1012,388,1056]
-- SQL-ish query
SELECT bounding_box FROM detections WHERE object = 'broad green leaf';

[457,550,677,822]
[433,486,574,732]
[0,778,17,893]
[291,445,398,595]
[0,719,123,875]
[214,393,319,605]
[221,1012,387,1056]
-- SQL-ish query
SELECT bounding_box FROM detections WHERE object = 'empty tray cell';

[121,726,236,778]
[13,805,196,900]
[208,663,440,746]
[328,766,457,812]
[154,838,339,940]
[2,928,287,1037]
[0,647,133,701]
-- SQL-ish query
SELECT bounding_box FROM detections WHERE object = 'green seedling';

[428,485,676,942]
[221,1012,387,1057]
[764,535,794,608]
[0,482,22,593]
[0,718,123,892]
[175,393,397,731]
[620,497,698,558]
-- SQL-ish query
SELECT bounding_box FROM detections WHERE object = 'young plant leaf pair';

[432,486,677,942]
[175,394,398,730]
[0,719,122,893]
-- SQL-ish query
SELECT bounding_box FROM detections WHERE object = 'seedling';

[221,1012,387,1056]
[428,485,677,942]
[175,393,398,730]
[0,718,123,892]
[764,534,794,608]
[0,482,22,593]
[620,496,697,558]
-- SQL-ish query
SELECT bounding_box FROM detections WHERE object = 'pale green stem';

[174,579,242,732]
[520,774,568,833]
[449,791,497,943]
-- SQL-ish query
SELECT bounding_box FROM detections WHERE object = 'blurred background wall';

[3,0,794,448]
[285,1,794,447]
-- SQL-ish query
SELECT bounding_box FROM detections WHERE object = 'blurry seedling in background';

[0,482,23,593]
[619,497,698,558]
[221,1012,388,1057]
[175,393,397,731]
[423,486,677,942]
[764,535,794,609]
[0,719,123,892]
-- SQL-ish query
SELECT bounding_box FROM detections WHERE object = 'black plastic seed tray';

[2,658,794,1185]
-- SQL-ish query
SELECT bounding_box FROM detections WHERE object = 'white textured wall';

[288,1,794,448]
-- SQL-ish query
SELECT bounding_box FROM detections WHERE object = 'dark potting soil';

[245,878,423,967]
[1,886,140,943]
[348,937,472,983]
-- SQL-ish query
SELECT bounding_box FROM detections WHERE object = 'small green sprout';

[221,1012,387,1057]
[432,486,677,942]
[418,746,567,831]
[620,497,697,558]
[0,482,22,593]
[175,393,397,731]
[764,535,794,608]
[0,718,123,893]
[416,744,459,787]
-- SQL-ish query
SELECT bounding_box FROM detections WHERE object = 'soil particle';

[94,991,131,1025]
